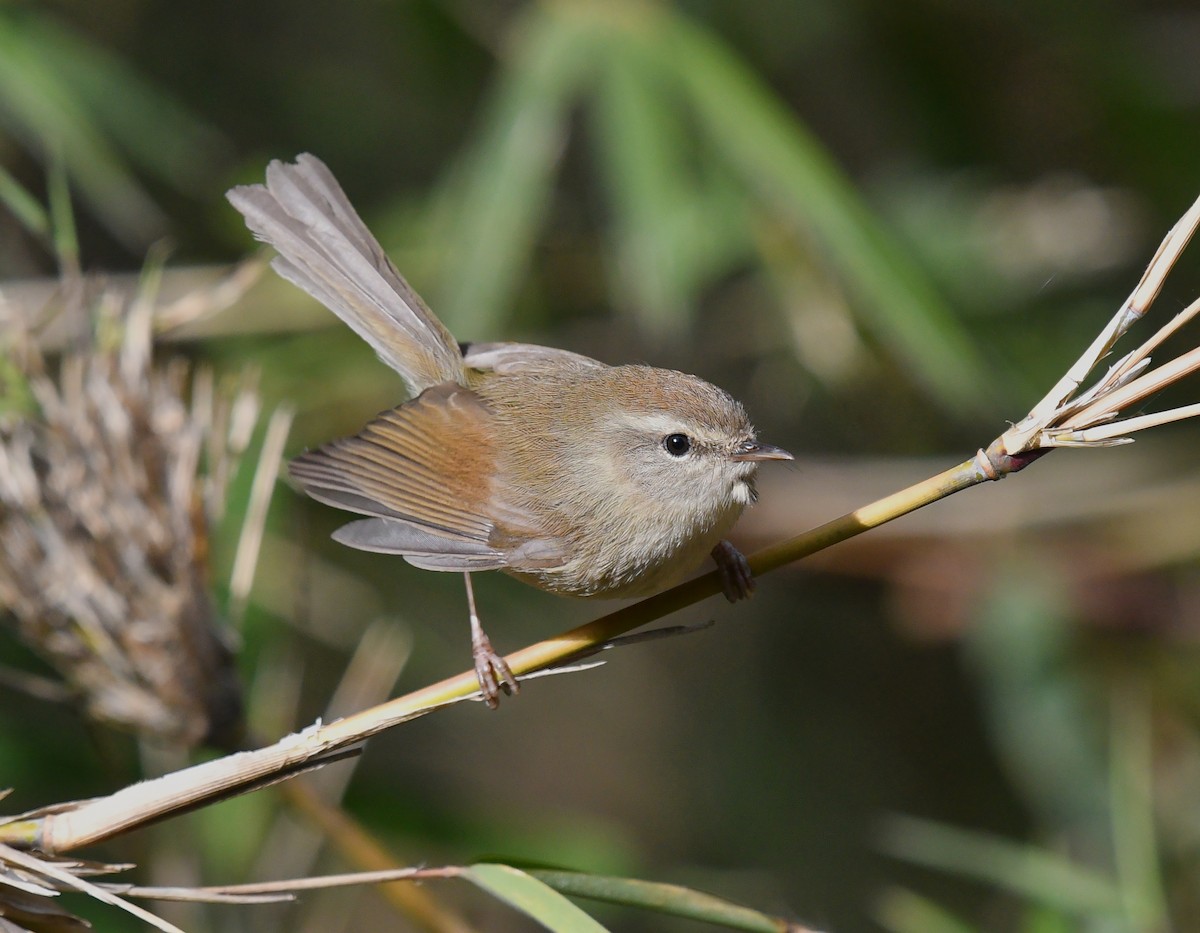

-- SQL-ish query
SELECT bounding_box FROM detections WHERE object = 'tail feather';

[228,153,463,393]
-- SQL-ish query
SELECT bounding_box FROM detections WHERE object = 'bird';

[227,154,792,706]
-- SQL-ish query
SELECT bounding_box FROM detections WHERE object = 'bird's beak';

[730,441,794,463]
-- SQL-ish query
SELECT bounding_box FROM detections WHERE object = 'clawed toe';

[472,629,519,709]
[711,540,755,602]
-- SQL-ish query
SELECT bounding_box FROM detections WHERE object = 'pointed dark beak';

[730,441,794,463]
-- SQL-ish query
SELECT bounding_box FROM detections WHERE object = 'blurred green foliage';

[0,5,227,247]
[2,1,1200,931]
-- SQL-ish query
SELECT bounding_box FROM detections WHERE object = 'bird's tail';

[227,153,464,394]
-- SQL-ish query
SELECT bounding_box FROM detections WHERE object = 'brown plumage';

[229,154,791,705]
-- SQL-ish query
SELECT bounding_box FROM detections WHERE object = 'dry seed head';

[0,286,258,748]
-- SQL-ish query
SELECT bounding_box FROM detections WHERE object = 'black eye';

[663,433,691,456]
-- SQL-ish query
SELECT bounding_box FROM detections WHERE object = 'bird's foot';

[472,623,519,709]
[712,540,755,602]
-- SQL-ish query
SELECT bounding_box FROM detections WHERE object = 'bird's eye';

[663,433,691,457]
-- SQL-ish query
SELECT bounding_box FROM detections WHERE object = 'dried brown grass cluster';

[0,286,258,748]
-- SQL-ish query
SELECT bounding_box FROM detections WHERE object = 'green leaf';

[0,9,166,246]
[464,863,610,932]
[27,12,228,191]
[662,9,988,412]
[588,32,751,339]
[881,814,1123,916]
[430,4,605,338]
[0,352,36,422]
[591,42,693,335]
[46,148,79,273]
[0,159,49,238]
[1021,902,1080,933]
[531,869,793,932]
[966,563,1109,832]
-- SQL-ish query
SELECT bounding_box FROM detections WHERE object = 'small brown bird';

[228,154,791,705]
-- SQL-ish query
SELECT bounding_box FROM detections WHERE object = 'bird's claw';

[711,540,755,602]
[472,628,519,709]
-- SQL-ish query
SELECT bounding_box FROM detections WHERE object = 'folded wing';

[290,383,503,569]
[289,383,564,573]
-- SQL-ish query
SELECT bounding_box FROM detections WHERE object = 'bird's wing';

[288,383,566,572]
[228,153,463,394]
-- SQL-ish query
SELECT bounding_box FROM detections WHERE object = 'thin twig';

[0,843,188,933]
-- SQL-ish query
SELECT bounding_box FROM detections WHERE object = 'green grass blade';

[590,44,692,335]
[464,863,610,932]
[430,4,604,338]
[881,814,1123,916]
[0,10,166,246]
[24,12,227,191]
[588,34,751,339]
[1109,684,1168,929]
[531,869,794,932]
[662,10,987,411]
[47,149,79,275]
[0,160,49,238]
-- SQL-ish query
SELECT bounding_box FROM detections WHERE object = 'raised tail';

[227,153,464,394]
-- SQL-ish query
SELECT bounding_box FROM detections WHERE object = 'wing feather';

[333,519,508,571]
[288,383,568,572]
[290,384,494,537]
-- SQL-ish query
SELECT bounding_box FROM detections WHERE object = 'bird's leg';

[711,540,755,602]
[464,572,519,708]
